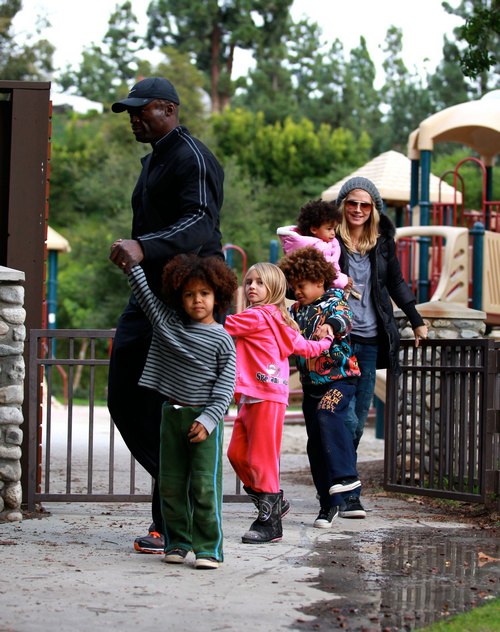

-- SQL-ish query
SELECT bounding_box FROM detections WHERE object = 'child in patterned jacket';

[278,246,362,529]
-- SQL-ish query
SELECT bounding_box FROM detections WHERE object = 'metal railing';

[28,330,500,509]
[27,329,259,509]
[384,339,500,504]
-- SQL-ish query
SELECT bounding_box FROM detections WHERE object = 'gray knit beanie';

[336,176,384,213]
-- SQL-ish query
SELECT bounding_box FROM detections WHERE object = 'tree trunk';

[210,24,222,113]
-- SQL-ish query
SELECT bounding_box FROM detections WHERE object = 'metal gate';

[384,338,500,504]
[27,329,249,511]
[28,330,500,510]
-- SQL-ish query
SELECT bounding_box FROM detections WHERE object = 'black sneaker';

[340,496,366,519]
[163,548,189,564]
[313,506,339,529]
[195,557,220,569]
[133,523,165,554]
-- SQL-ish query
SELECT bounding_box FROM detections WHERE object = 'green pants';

[159,403,224,562]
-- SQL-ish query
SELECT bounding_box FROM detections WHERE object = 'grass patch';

[420,597,500,631]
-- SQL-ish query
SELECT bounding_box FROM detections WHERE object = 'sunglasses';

[345,200,373,212]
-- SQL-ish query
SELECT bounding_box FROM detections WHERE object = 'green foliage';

[428,37,473,109]
[455,1,499,79]
[212,108,371,186]
[0,0,54,80]
[443,0,500,93]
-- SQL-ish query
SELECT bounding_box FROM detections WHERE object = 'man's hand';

[188,421,208,443]
[109,239,144,272]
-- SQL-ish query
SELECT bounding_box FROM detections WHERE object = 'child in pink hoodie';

[277,199,352,292]
[224,262,333,544]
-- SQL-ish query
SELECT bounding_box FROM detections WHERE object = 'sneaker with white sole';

[313,505,340,528]
[133,523,165,554]
[163,548,189,564]
[329,478,361,495]
[340,495,366,519]
[195,557,220,569]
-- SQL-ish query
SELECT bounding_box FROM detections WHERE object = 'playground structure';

[323,91,500,327]
[403,90,500,323]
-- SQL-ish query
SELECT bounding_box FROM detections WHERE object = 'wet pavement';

[1,423,498,631]
[294,527,499,630]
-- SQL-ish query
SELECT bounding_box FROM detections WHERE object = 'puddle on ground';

[292,527,499,631]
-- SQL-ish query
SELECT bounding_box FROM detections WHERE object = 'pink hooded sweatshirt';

[276,225,349,289]
[224,304,332,405]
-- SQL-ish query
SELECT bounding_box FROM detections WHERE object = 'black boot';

[243,485,259,508]
[244,485,290,518]
[241,492,283,544]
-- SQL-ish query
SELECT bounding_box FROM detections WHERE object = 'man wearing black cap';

[108,77,224,554]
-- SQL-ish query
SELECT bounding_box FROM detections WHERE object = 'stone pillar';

[0,266,26,522]
[396,301,486,342]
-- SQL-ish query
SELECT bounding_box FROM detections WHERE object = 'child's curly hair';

[162,254,238,318]
[278,247,336,289]
[296,199,342,236]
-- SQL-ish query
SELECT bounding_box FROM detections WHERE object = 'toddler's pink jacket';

[224,304,332,405]
[276,225,349,289]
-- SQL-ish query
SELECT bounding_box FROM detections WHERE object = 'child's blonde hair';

[244,262,299,330]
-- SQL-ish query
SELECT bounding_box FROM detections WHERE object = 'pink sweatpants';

[227,400,286,493]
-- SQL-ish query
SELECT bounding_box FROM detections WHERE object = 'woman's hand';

[414,325,428,347]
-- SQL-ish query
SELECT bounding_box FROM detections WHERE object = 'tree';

[211,107,371,186]
[380,26,434,152]
[0,0,54,80]
[58,1,144,103]
[428,36,473,109]
[341,37,381,146]
[145,0,293,113]
[443,0,500,92]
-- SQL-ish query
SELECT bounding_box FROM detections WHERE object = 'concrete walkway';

[3,425,498,632]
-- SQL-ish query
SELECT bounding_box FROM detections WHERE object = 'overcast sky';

[14,0,462,88]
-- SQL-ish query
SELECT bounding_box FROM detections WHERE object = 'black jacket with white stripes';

[132,125,224,295]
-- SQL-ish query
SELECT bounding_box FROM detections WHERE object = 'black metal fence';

[384,339,500,504]
[27,330,500,510]
[26,329,251,511]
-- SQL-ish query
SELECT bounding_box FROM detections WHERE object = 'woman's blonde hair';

[337,194,380,255]
[243,262,298,330]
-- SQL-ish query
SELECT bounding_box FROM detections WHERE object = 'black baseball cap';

[111,77,180,112]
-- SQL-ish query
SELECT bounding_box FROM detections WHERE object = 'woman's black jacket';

[337,214,424,372]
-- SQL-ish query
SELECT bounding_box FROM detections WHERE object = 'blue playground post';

[269,239,279,263]
[47,250,58,329]
[470,221,485,310]
[418,150,432,303]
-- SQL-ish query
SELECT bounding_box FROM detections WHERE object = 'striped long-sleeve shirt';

[128,266,236,434]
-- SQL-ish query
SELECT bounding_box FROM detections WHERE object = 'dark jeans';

[346,342,378,450]
[107,297,166,531]
[302,381,358,510]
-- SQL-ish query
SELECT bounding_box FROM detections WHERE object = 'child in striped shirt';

[126,254,237,570]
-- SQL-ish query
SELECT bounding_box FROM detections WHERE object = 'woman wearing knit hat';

[335,176,428,519]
